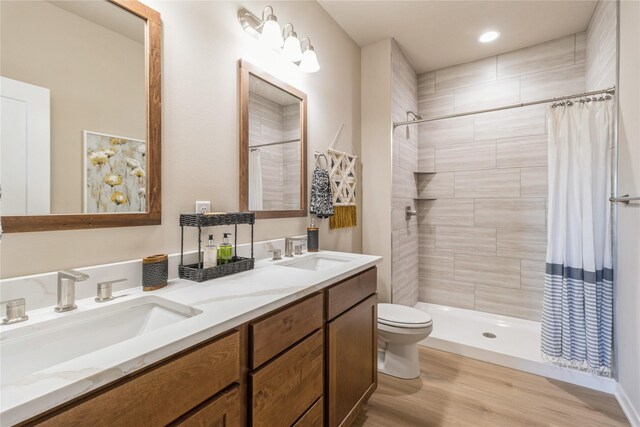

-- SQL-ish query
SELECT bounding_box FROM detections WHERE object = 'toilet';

[377,303,433,379]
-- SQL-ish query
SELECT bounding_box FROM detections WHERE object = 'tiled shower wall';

[416,33,587,320]
[391,40,420,306]
[249,94,300,210]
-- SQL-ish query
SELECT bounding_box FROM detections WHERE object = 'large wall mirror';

[239,60,307,219]
[0,0,161,232]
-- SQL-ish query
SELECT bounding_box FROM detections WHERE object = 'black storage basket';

[178,212,255,282]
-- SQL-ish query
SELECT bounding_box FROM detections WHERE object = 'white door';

[0,76,51,215]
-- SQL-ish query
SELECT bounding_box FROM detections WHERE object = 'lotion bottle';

[203,235,218,268]
[218,233,233,265]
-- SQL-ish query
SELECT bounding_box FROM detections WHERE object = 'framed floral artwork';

[83,130,146,213]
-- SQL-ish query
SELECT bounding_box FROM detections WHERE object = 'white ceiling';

[318,1,598,73]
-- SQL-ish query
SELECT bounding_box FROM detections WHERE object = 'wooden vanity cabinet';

[22,268,377,427]
[325,270,378,427]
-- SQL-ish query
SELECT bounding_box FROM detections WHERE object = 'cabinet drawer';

[250,330,323,427]
[326,267,377,320]
[36,331,240,427]
[175,385,240,427]
[250,293,323,369]
[293,397,323,427]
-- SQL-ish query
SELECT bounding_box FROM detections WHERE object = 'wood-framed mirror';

[239,60,307,219]
[0,0,161,232]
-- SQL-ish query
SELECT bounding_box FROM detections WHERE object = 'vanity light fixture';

[478,30,501,43]
[260,6,283,49]
[238,6,319,73]
[282,24,303,62]
[299,38,320,73]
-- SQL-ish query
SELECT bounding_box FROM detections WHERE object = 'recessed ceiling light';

[478,30,501,43]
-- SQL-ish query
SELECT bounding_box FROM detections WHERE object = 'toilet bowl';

[377,303,433,379]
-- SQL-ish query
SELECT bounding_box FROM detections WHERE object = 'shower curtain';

[248,150,263,211]
[541,97,614,376]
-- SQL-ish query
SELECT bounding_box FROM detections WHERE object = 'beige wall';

[0,0,362,278]
[416,33,586,321]
[0,0,146,214]
[616,0,640,419]
[361,39,393,302]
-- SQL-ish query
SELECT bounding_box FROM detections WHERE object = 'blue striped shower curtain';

[541,98,614,377]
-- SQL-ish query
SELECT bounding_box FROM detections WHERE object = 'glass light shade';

[299,48,319,73]
[261,19,283,49]
[478,30,501,43]
[283,34,303,62]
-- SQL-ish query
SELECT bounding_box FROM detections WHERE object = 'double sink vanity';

[1,251,382,426]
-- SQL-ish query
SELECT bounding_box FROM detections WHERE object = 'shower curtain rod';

[393,86,616,129]
[249,138,300,150]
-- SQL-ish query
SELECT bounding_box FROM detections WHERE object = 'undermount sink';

[279,254,351,271]
[0,295,202,388]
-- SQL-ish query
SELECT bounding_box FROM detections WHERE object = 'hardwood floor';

[354,347,629,427]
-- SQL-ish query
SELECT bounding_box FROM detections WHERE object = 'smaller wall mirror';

[239,60,307,219]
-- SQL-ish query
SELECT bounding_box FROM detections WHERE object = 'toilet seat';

[378,303,432,329]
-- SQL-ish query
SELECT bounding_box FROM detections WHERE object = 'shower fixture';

[405,111,423,138]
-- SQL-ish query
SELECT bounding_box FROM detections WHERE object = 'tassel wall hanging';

[327,124,358,229]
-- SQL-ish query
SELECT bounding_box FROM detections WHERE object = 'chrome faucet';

[56,270,89,312]
[284,236,307,257]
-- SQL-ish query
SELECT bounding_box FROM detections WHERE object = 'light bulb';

[299,46,319,73]
[478,30,501,43]
[283,33,303,62]
[261,18,283,49]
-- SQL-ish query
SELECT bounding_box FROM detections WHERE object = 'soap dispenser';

[203,234,217,268]
[307,218,319,252]
[218,233,233,265]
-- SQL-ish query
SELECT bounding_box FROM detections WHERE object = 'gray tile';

[453,78,520,113]
[475,198,546,229]
[419,225,436,250]
[497,229,547,260]
[418,277,475,309]
[454,169,520,198]
[455,254,521,288]
[418,71,435,95]
[418,199,475,226]
[436,57,497,91]
[521,258,546,290]
[418,146,436,173]
[521,166,548,197]
[497,35,575,79]
[475,285,543,321]
[575,32,586,65]
[474,105,547,141]
[585,0,617,90]
[436,226,497,256]
[419,116,474,147]
[521,64,585,103]
[497,134,548,168]
[419,249,455,279]
[417,172,454,199]
[419,90,454,119]
[435,140,496,172]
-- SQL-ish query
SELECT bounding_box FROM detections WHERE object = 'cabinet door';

[175,385,240,427]
[326,294,377,427]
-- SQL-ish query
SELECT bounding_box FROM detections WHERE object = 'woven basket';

[179,257,255,282]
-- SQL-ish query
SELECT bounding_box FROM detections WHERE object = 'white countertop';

[0,251,381,426]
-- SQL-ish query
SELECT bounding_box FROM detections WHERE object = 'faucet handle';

[95,279,127,303]
[268,249,282,261]
[1,298,29,325]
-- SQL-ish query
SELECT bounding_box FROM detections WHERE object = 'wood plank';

[250,293,323,369]
[354,347,629,427]
[250,330,323,427]
[173,385,240,427]
[293,397,324,427]
[35,331,240,427]
[327,295,377,427]
[326,268,377,320]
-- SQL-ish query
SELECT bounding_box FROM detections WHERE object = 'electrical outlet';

[195,201,210,214]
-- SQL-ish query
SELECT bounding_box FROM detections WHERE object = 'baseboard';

[616,383,640,427]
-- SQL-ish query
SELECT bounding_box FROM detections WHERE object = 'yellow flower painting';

[84,131,146,213]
